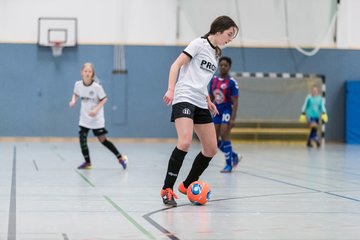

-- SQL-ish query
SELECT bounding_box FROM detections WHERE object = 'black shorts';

[171,102,213,124]
[79,126,108,136]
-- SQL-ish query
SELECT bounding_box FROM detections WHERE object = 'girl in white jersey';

[69,63,127,170]
[161,16,239,206]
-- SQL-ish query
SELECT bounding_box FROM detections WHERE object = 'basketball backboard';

[37,17,77,47]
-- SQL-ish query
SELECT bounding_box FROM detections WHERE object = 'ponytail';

[215,47,222,59]
[203,32,222,58]
[203,16,238,58]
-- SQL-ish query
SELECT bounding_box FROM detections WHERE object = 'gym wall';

[1,0,360,141]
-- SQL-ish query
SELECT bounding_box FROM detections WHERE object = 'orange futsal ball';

[186,181,211,205]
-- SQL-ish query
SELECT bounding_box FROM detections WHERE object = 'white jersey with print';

[172,37,218,109]
[73,80,107,129]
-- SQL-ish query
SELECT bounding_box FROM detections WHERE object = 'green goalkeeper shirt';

[301,95,326,118]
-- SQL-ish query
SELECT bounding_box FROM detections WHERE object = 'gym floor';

[1,139,360,240]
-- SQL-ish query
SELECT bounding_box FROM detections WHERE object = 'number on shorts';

[222,113,231,122]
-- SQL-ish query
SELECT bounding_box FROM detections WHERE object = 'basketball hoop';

[51,42,63,57]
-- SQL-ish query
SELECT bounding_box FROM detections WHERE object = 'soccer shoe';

[119,155,127,170]
[232,153,242,169]
[77,162,92,170]
[178,182,187,195]
[315,139,321,148]
[220,165,232,173]
[160,188,178,207]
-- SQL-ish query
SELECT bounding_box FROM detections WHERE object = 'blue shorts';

[213,105,232,125]
[308,117,319,125]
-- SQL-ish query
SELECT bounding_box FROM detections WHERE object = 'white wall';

[0,0,359,49]
[337,0,360,49]
[0,0,177,45]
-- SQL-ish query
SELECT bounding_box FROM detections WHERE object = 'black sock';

[101,139,122,158]
[162,147,187,189]
[183,152,212,188]
[82,149,91,163]
[79,133,91,163]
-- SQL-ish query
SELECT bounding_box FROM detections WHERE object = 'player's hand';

[69,100,75,108]
[208,101,219,115]
[89,109,98,117]
[299,113,306,123]
[321,113,328,123]
[163,89,174,105]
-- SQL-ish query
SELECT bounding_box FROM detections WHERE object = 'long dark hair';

[203,16,239,58]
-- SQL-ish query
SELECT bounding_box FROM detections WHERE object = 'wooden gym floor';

[1,139,360,239]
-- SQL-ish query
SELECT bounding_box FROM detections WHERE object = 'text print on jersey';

[200,60,217,73]
[81,97,96,103]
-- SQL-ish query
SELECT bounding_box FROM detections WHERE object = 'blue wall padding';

[346,80,360,144]
[3,43,360,141]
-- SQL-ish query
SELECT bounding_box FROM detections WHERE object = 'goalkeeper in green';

[299,85,328,147]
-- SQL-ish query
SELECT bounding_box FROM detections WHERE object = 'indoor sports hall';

[1,1,360,240]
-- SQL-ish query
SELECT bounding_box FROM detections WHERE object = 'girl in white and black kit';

[69,62,127,170]
[161,16,239,206]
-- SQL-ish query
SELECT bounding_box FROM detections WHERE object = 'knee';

[219,129,229,141]
[97,136,106,143]
[209,147,218,157]
[203,146,218,157]
[220,133,228,141]
[79,133,88,150]
[177,139,191,152]
[79,132,87,143]
[79,130,87,138]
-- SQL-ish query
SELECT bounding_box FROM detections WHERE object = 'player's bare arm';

[89,97,107,117]
[69,94,78,108]
[163,53,190,105]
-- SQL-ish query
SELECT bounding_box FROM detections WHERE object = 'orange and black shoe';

[160,188,178,207]
[178,182,187,195]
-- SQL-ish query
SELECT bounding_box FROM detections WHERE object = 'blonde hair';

[81,62,95,78]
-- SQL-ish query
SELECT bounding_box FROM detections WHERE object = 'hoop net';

[51,42,63,57]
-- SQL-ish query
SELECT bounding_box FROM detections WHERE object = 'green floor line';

[75,170,96,187]
[75,170,155,239]
[104,195,156,240]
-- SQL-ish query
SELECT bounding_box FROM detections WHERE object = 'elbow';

[170,63,179,73]
[101,97,108,104]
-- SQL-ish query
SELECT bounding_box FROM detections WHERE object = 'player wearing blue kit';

[209,57,241,173]
[299,85,328,148]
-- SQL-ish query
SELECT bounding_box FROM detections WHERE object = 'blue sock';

[218,140,225,153]
[310,127,317,139]
[222,141,233,166]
